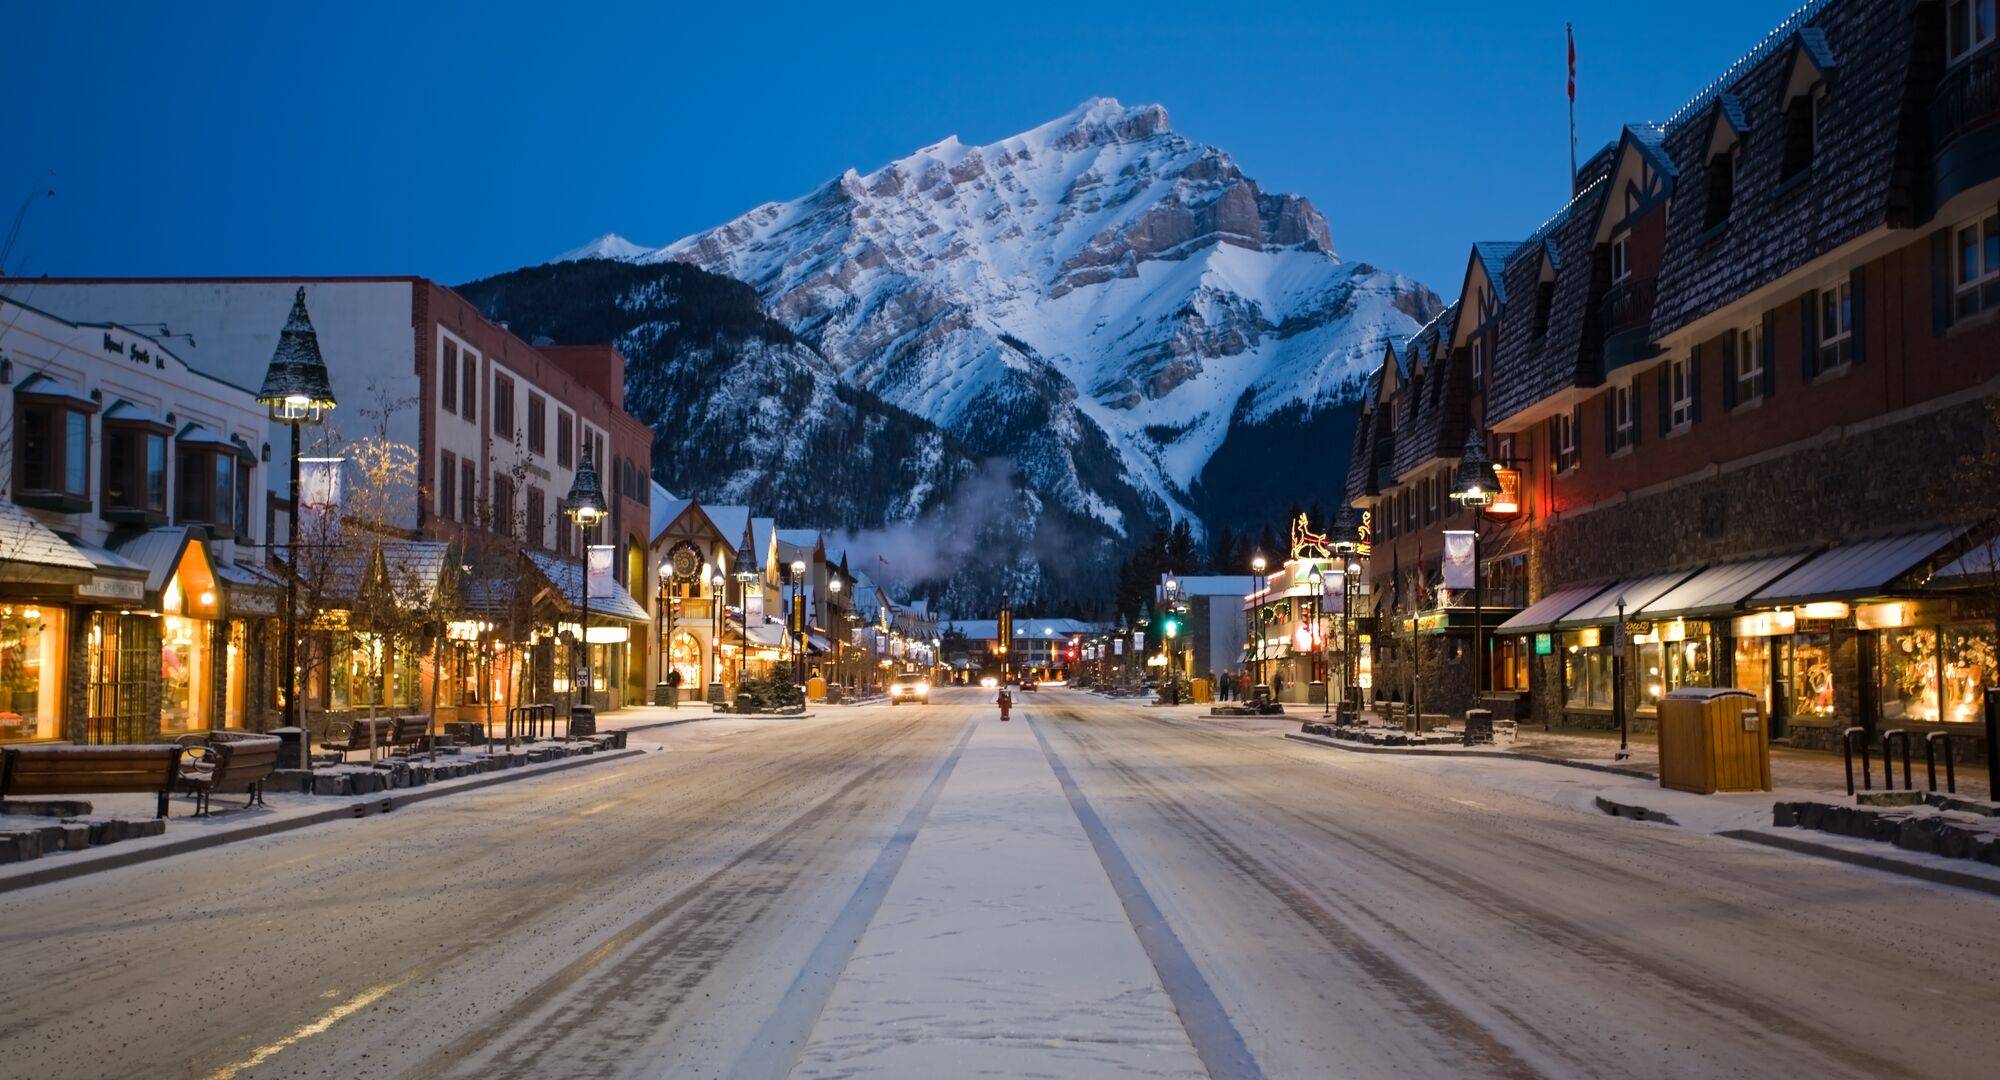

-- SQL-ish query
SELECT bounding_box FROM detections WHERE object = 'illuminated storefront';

[158,542,223,734]
[0,604,65,743]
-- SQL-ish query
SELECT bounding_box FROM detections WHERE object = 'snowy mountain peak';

[554,232,651,263]
[563,101,1440,540]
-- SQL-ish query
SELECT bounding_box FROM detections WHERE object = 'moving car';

[889,672,931,705]
[979,676,999,689]
[1019,677,1038,691]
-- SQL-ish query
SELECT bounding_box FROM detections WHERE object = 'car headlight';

[916,683,929,694]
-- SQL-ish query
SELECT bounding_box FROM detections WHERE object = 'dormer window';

[1781,84,1827,181]
[1533,280,1555,337]
[102,401,172,525]
[1610,236,1631,283]
[175,424,239,538]
[1949,0,1996,64]
[1471,335,1485,391]
[12,374,96,513]
[1705,143,1742,230]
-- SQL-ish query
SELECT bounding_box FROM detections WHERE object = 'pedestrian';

[666,667,682,709]
[996,686,1012,722]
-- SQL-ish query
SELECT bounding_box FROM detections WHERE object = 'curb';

[1593,794,1680,826]
[0,747,646,895]
[1283,732,1659,781]
[1719,828,2000,899]
[614,711,816,734]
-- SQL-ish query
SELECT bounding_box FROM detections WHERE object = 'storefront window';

[671,631,702,687]
[161,613,213,733]
[1879,626,1940,722]
[1492,636,1529,691]
[1638,632,1714,708]
[1786,632,1837,721]
[1943,624,1997,723]
[0,605,65,742]
[1734,637,1774,715]
[1564,643,1614,708]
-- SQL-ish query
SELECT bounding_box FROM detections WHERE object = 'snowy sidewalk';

[788,711,1205,1079]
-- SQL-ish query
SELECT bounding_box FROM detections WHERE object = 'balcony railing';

[1598,274,1657,339]
[1934,49,2000,154]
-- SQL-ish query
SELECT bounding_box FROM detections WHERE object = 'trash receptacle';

[1658,687,1769,794]
[806,676,828,702]
[1463,708,1494,745]
[1191,678,1213,704]
[568,705,597,739]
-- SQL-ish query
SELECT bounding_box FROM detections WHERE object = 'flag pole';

[1567,22,1579,194]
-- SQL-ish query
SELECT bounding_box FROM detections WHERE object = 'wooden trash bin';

[1190,678,1213,704]
[806,676,828,702]
[1658,687,1770,794]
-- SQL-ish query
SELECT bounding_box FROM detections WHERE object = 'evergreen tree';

[1208,524,1238,574]
[1166,520,1197,572]
[1257,523,1281,566]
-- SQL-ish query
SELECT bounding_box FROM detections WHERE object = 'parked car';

[889,672,931,705]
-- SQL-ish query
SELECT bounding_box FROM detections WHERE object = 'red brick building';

[1347,0,2000,753]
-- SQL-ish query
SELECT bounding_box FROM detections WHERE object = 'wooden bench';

[388,715,431,753]
[319,717,395,762]
[174,733,281,815]
[0,744,185,818]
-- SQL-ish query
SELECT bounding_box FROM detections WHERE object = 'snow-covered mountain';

[567,98,1440,540]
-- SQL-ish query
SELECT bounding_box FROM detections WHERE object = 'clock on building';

[668,541,704,583]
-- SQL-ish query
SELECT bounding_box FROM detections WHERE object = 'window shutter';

[1631,381,1643,446]
[1603,392,1616,456]
[1931,228,1954,336]
[1849,268,1867,365]
[1656,365,1670,436]
[1689,348,1703,423]
[1720,336,1737,410]
[1760,310,1778,398]
[1800,291,1819,381]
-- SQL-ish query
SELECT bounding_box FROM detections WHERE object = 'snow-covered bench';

[0,744,186,818]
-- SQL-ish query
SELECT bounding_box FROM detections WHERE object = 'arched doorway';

[670,630,703,689]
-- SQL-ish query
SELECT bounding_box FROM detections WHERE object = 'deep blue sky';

[8,1,1798,296]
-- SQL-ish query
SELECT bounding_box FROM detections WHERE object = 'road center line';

[1025,708,1263,1080]
[727,712,979,1080]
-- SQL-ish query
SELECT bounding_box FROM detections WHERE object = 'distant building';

[1152,573,1257,684]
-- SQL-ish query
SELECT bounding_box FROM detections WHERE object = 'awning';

[213,560,285,616]
[1496,580,1613,634]
[1637,552,1818,620]
[0,503,94,581]
[111,526,207,595]
[1748,527,1968,607]
[808,632,833,655]
[747,622,788,648]
[1557,569,1704,627]
[1930,535,1997,585]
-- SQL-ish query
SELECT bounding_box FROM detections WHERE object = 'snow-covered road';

[0,688,1994,1079]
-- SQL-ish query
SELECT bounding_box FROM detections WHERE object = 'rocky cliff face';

[457,260,1121,613]
[563,98,1439,545]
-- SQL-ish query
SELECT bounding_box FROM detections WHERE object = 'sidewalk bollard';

[1925,731,1957,795]
[1842,726,1872,795]
[1880,729,1912,791]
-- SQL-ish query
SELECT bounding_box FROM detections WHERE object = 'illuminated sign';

[1489,467,1522,517]
[1534,632,1552,655]
[1356,509,1373,558]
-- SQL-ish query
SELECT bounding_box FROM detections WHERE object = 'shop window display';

[0,606,64,742]
[1564,643,1614,709]
[1879,627,1940,722]
[1733,637,1774,715]
[1785,632,1837,721]
[1943,625,1997,723]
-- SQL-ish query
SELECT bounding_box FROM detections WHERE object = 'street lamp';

[668,560,684,704]
[709,569,725,702]
[1449,430,1500,711]
[257,288,337,771]
[1308,567,1327,717]
[789,558,808,686]
[1330,508,1363,720]
[733,534,759,689]
[1250,554,1269,691]
[828,576,844,696]
[562,444,608,722]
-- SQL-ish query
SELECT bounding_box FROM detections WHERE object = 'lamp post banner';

[298,457,343,541]
[1442,530,1477,589]
[1322,572,1345,613]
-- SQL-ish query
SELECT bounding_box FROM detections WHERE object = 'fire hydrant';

[996,689,1012,722]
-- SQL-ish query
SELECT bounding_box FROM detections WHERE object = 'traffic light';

[1161,615,1181,639]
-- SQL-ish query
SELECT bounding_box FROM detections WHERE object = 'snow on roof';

[523,549,652,623]
[0,503,95,573]
[703,505,751,550]
[1158,574,1259,598]
[652,495,692,543]
[111,526,205,593]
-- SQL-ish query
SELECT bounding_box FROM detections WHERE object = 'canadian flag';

[1567,25,1577,103]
